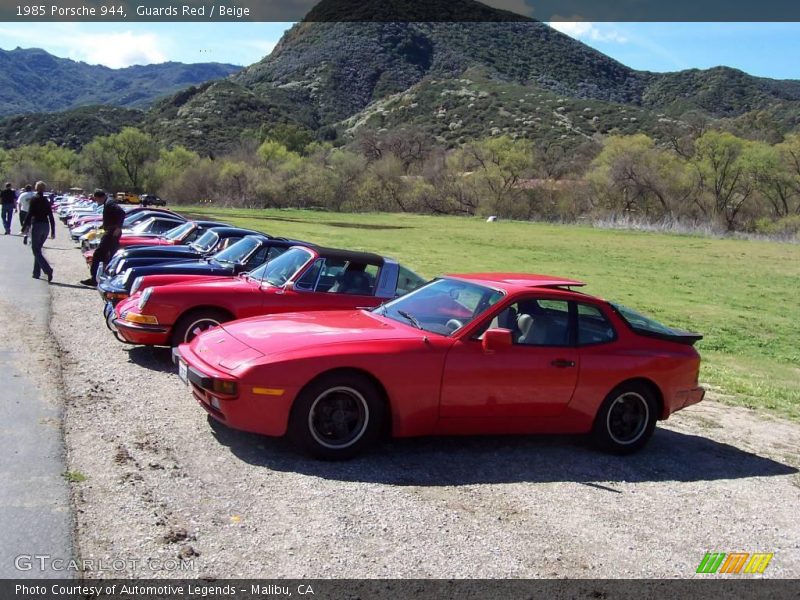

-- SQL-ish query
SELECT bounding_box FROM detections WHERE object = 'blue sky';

[0,22,797,80]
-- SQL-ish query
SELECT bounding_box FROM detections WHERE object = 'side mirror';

[482,328,513,353]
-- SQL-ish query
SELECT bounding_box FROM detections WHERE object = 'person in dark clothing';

[22,181,55,281]
[1,182,16,235]
[80,189,125,287]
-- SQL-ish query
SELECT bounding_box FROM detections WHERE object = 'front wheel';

[592,382,657,454]
[287,373,385,460]
[171,309,229,347]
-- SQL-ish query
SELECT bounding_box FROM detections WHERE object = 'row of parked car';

[57,195,706,460]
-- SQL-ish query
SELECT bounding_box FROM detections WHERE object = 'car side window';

[396,266,427,297]
[328,261,374,295]
[577,304,616,346]
[479,298,571,346]
[475,298,570,346]
[244,245,270,269]
[218,236,242,251]
[153,220,177,233]
[295,258,328,291]
[245,245,286,270]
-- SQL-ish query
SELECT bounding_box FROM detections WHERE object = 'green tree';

[588,135,696,221]
[1,143,79,191]
[774,134,800,216]
[107,128,159,192]
[257,140,299,167]
[693,131,757,230]
[462,136,536,216]
[325,150,367,212]
[218,160,251,204]
[80,136,125,191]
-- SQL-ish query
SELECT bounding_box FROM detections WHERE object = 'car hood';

[163,274,251,292]
[121,245,201,259]
[121,236,171,247]
[127,260,233,285]
[215,310,424,359]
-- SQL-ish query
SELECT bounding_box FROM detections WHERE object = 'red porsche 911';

[174,274,705,459]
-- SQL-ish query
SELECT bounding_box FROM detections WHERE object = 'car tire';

[592,382,657,454]
[288,372,385,460]
[171,308,229,347]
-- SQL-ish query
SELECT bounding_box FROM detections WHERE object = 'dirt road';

[39,222,800,578]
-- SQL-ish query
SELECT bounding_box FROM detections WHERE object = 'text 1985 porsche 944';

[174,273,705,459]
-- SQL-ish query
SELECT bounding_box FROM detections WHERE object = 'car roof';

[206,227,263,237]
[194,220,230,227]
[445,273,586,290]
[243,235,311,246]
[305,245,387,265]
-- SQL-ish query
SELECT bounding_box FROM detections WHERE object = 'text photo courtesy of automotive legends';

[1,0,799,589]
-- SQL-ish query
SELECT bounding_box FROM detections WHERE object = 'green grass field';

[186,206,800,421]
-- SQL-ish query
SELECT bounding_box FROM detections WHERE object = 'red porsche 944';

[174,274,705,459]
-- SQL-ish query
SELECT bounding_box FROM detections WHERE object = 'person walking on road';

[80,189,124,287]
[1,182,16,235]
[16,184,35,243]
[22,181,55,282]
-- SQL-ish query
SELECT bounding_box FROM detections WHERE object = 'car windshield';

[375,278,505,336]
[191,230,219,253]
[610,302,679,336]
[163,222,193,241]
[123,212,148,227]
[247,247,313,286]
[130,217,157,233]
[213,237,260,264]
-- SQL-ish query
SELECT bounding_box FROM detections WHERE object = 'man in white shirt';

[16,184,35,244]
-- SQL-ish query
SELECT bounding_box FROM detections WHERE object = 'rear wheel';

[592,382,657,454]
[171,309,229,347]
[288,373,385,460]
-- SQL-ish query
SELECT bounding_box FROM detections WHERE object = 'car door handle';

[551,359,576,368]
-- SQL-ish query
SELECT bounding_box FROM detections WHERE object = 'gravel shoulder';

[45,222,800,579]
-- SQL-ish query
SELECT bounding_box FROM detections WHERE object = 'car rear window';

[610,302,679,336]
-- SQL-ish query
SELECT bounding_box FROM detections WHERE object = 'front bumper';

[114,316,170,345]
[172,346,292,437]
[97,280,129,304]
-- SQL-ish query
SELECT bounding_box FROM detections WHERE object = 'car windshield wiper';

[397,310,423,330]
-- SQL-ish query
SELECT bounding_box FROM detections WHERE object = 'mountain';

[139,13,800,154]
[0,105,145,150]
[0,48,241,116]
[3,1,800,153]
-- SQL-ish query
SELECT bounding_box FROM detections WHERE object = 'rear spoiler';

[631,328,703,346]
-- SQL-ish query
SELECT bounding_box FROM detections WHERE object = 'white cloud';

[549,20,628,44]
[73,32,168,68]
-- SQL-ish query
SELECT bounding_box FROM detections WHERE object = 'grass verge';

[184,207,800,422]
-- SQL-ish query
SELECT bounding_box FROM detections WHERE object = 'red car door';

[439,298,579,418]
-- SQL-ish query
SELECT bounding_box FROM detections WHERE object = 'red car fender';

[565,307,701,427]
[139,277,263,327]
[237,336,455,438]
[135,273,220,290]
